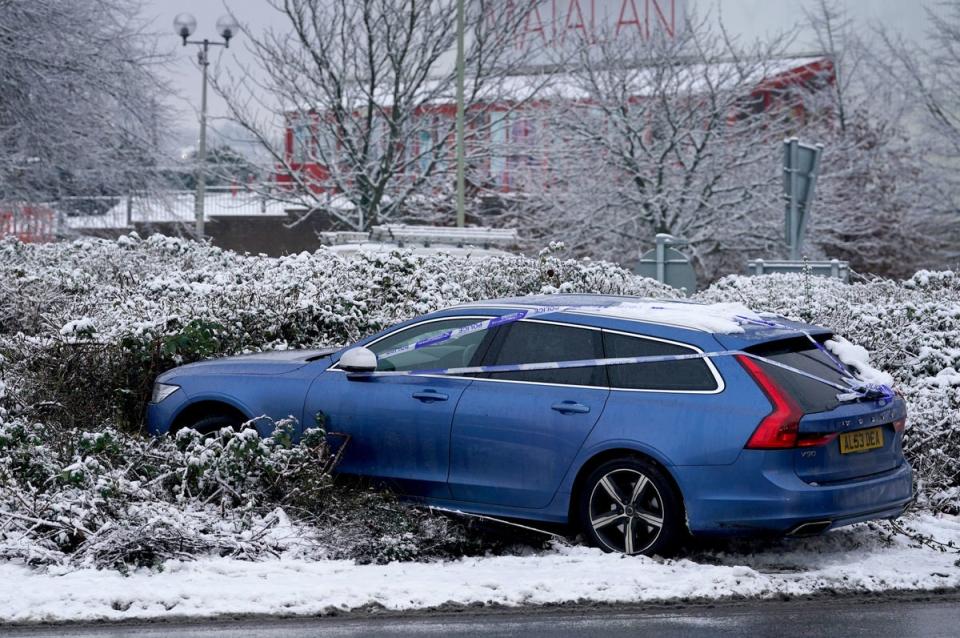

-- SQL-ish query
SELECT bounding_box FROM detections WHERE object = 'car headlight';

[151,383,180,404]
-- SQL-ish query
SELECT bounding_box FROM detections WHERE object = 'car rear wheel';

[579,458,683,557]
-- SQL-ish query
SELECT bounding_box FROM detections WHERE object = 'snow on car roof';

[576,300,765,334]
[457,295,773,334]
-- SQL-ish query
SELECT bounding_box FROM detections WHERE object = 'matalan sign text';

[490,0,685,51]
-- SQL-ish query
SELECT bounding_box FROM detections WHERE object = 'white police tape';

[377,305,567,361]
[364,349,893,400]
[366,307,894,402]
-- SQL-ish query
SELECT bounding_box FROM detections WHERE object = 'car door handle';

[412,390,449,402]
[551,401,590,414]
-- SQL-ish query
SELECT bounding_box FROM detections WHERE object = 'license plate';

[839,427,884,454]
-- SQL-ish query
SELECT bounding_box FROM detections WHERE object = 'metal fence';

[59,186,288,232]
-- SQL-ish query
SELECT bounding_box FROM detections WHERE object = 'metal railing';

[60,186,288,231]
[747,258,850,282]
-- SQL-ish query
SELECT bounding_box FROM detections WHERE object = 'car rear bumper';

[675,449,914,537]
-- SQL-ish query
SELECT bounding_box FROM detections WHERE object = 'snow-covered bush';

[0,235,957,571]
[0,235,655,569]
[0,416,498,569]
[0,235,672,429]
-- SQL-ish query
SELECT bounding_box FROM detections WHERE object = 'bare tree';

[214,0,539,231]
[0,0,171,203]
[878,1,960,262]
[504,2,949,280]
[797,0,935,278]
[882,2,960,156]
[505,13,812,279]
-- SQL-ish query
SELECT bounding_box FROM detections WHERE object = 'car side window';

[603,331,718,391]
[483,321,606,387]
[367,318,492,373]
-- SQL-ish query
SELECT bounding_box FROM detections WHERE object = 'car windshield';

[368,318,490,373]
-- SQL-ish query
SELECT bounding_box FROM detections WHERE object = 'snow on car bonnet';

[579,301,763,334]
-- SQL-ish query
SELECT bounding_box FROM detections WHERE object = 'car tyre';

[180,413,245,437]
[578,457,684,557]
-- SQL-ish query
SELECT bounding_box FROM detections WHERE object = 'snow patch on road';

[2,514,957,624]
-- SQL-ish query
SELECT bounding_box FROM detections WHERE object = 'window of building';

[417,129,433,174]
[489,110,507,187]
[292,121,313,163]
[315,126,337,166]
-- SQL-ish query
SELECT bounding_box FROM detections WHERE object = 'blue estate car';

[147,295,913,556]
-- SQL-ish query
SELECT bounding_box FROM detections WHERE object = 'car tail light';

[893,390,907,433]
[736,355,805,449]
[796,432,839,447]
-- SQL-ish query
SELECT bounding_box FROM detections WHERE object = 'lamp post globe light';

[173,13,238,239]
[215,15,240,42]
[173,13,196,43]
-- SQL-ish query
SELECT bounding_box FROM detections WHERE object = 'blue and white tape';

[736,313,861,379]
[359,307,892,401]
[368,349,890,400]
[378,305,567,360]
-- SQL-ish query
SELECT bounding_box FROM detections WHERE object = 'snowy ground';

[2,513,958,624]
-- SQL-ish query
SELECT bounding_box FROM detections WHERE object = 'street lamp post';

[173,13,239,240]
[454,0,466,228]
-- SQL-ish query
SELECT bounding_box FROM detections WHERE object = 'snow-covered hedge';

[0,235,957,570]
[0,417,491,568]
[0,235,671,429]
[0,235,661,567]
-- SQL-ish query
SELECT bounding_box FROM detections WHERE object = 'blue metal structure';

[147,295,913,554]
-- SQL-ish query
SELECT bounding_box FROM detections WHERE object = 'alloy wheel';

[588,468,665,555]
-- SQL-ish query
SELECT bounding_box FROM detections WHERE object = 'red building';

[278,56,835,197]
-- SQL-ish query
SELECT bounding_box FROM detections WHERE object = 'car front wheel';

[579,457,684,557]
[179,413,244,437]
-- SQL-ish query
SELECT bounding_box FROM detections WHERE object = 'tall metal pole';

[195,42,210,239]
[454,0,466,228]
[786,138,799,261]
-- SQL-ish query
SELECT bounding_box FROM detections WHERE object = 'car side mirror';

[340,347,378,376]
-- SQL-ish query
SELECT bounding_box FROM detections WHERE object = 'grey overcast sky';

[147,0,933,150]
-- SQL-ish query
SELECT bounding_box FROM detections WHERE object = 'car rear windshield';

[745,336,852,414]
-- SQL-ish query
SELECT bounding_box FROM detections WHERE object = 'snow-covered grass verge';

[1,513,957,624]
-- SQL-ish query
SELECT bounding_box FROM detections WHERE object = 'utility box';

[636,233,697,294]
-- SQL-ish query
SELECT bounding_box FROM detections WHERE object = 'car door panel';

[448,320,610,509]
[303,316,493,498]
[305,372,469,498]
[449,380,608,507]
